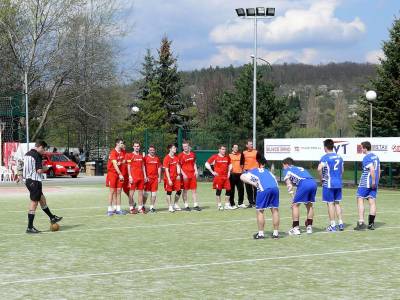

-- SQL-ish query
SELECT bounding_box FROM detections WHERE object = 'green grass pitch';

[1,181,400,299]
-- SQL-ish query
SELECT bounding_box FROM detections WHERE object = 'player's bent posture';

[355,141,380,230]
[143,145,161,213]
[24,140,62,233]
[318,139,344,232]
[205,145,233,210]
[282,157,317,235]
[163,144,182,212]
[179,141,201,211]
[241,157,280,239]
[106,138,126,216]
[127,141,147,214]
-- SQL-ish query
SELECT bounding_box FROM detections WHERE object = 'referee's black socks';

[28,211,35,229]
[41,205,55,219]
[368,214,376,225]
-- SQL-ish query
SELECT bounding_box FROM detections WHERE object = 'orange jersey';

[107,148,124,175]
[207,154,231,177]
[144,155,161,179]
[243,149,258,170]
[178,152,196,178]
[163,154,179,180]
[127,152,145,179]
[229,152,243,174]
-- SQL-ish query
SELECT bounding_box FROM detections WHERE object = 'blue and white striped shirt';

[320,153,343,188]
[283,166,314,186]
[359,153,380,188]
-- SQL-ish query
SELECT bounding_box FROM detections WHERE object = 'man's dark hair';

[282,157,294,165]
[133,141,140,146]
[323,139,334,150]
[257,156,267,166]
[148,145,155,150]
[361,141,371,151]
[35,140,48,149]
[219,145,226,149]
[167,144,176,151]
[115,138,124,145]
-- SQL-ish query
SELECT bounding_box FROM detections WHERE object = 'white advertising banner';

[264,138,400,162]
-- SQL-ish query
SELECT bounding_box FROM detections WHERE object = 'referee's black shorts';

[25,179,43,201]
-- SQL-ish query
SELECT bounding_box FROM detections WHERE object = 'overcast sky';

[118,0,400,72]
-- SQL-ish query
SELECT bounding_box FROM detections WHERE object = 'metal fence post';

[389,162,393,187]
[177,128,183,152]
[97,130,100,160]
[354,161,358,185]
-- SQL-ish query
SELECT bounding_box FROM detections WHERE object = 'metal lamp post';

[365,90,377,138]
[236,7,275,147]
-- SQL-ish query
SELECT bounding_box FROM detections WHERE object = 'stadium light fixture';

[256,7,265,16]
[246,8,256,16]
[266,8,275,16]
[366,90,377,138]
[236,8,245,17]
[235,7,275,146]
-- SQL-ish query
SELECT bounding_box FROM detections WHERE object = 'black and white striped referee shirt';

[23,149,43,182]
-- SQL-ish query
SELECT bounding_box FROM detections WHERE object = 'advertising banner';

[264,138,400,162]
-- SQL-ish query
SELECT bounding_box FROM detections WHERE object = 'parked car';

[42,152,80,178]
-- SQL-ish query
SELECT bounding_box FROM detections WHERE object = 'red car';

[42,152,80,178]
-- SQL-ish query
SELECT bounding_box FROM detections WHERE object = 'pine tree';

[354,16,400,137]
[139,48,156,99]
[212,64,299,146]
[156,36,185,133]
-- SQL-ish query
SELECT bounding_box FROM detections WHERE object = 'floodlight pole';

[370,102,372,138]
[253,17,257,147]
[24,71,29,152]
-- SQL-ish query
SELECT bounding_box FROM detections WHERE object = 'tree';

[212,64,299,146]
[354,16,400,137]
[0,0,125,141]
[156,36,185,133]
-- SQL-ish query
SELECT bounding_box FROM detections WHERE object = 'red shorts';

[213,176,231,191]
[130,178,145,191]
[183,177,197,190]
[145,177,159,192]
[164,178,182,192]
[123,175,130,194]
[107,172,124,189]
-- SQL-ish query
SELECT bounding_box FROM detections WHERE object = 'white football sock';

[108,206,113,211]
[273,230,279,236]
[258,231,264,236]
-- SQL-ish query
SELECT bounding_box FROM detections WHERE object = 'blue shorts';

[293,179,317,204]
[357,187,377,199]
[322,187,342,202]
[256,187,279,210]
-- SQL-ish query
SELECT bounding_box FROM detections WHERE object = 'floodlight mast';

[235,7,275,147]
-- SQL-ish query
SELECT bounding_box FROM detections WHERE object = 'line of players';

[106,139,201,215]
[106,138,380,239]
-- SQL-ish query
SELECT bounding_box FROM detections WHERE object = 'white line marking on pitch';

[0,246,399,286]
[1,211,399,236]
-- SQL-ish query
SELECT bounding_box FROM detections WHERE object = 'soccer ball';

[50,223,60,232]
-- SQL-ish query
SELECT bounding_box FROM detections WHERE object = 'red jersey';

[120,149,128,176]
[178,152,196,178]
[163,154,179,180]
[127,152,145,179]
[144,155,161,179]
[207,154,231,177]
[107,148,125,175]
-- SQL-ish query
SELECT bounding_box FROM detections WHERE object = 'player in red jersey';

[127,141,147,214]
[120,143,130,199]
[143,145,162,213]
[163,144,182,213]
[106,138,126,216]
[205,145,232,210]
[179,141,201,211]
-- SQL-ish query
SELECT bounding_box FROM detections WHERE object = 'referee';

[24,140,62,234]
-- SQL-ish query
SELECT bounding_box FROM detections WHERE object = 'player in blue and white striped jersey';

[282,157,317,236]
[241,157,280,239]
[318,139,344,232]
[355,141,380,231]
